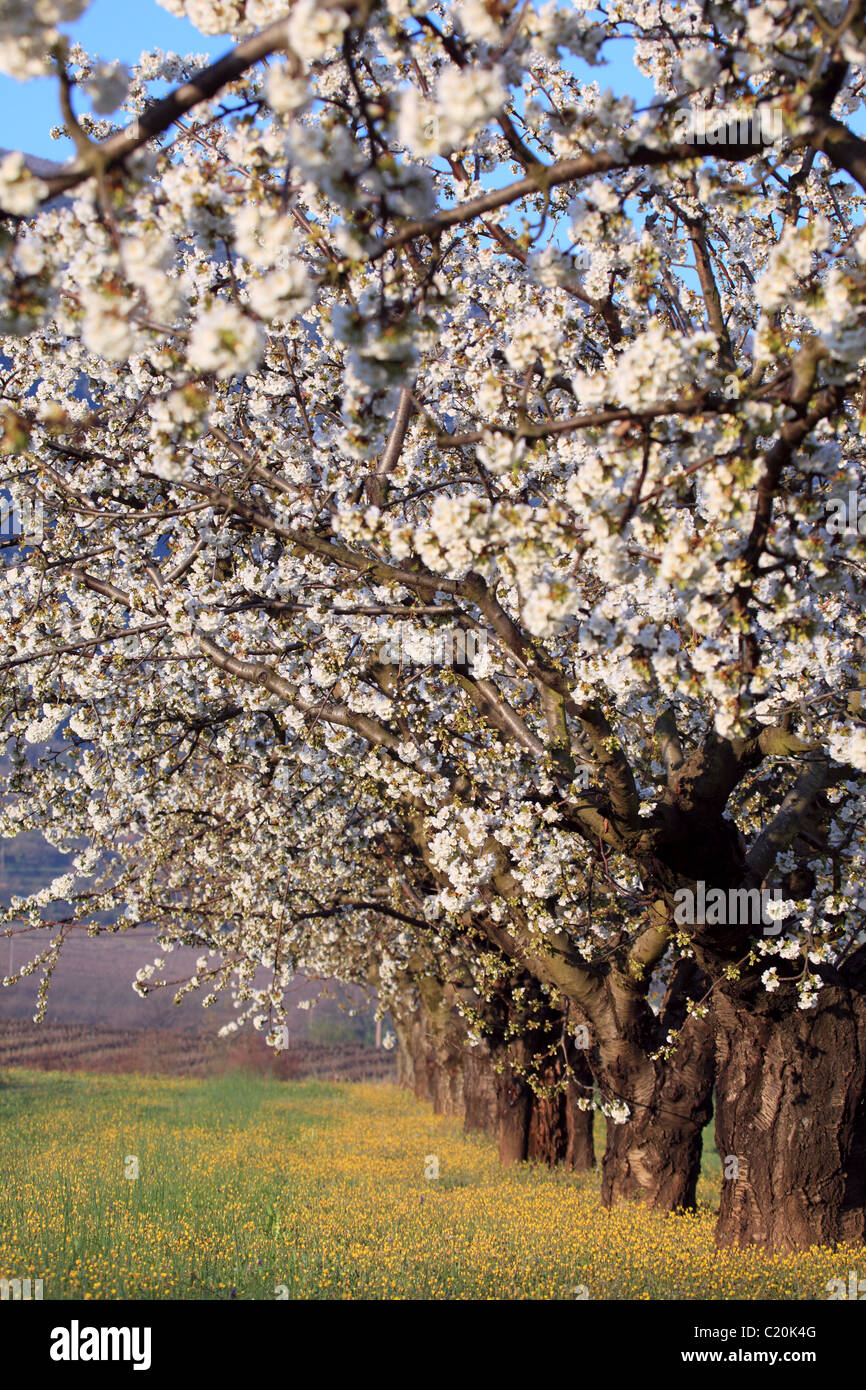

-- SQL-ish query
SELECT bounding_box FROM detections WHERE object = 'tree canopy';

[2,0,866,1248]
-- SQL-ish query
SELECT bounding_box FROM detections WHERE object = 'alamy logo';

[826,491,866,535]
[1,1276,43,1300]
[673,882,784,934]
[0,498,43,543]
[50,1320,152,1372]
[826,1269,866,1299]
[672,105,784,146]
[378,624,488,668]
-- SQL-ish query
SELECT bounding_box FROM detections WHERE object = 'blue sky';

[0,0,227,160]
[0,1,655,162]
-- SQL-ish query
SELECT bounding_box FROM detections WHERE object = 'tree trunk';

[461,1000,578,1166]
[526,1045,595,1170]
[714,977,866,1249]
[463,1038,499,1136]
[599,1005,714,1211]
[583,957,715,1211]
[461,1030,533,1164]
[526,1066,569,1165]
[565,1052,596,1171]
[390,975,466,1116]
[391,1004,420,1094]
[416,977,465,1117]
[495,1048,532,1164]
[406,1009,436,1104]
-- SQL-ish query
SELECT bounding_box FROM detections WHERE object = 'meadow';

[0,1069,863,1301]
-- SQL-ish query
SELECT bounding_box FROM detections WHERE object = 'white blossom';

[187,302,264,378]
[0,152,46,215]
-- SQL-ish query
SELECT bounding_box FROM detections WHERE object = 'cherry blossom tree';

[2,0,866,1248]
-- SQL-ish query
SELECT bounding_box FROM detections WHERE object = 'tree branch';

[745,756,833,886]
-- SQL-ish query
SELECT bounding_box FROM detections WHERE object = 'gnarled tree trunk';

[459,1023,534,1163]
[599,1005,714,1210]
[527,1044,595,1170]
[713,968,866,1249]
[588,958,715,1211]
[527,1066,569,1165]
[458,980,595,1169]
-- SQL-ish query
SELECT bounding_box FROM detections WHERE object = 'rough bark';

[525,1045,596,1170]
[580,954,715,1211]
[714,968,866,1249]
[459,984,595,1169]
[598,1004,714,1210]
[526,1066,569,1165]
[459,1026,535,1163]
[496,1045,533,1165]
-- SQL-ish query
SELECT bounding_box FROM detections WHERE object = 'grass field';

[0,1069,863,1300]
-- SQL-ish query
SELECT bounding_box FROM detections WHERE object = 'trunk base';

[600,1009,714,1212]
[714,985,866,1250]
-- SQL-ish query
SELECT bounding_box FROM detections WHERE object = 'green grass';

[0,1068,859,1300]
